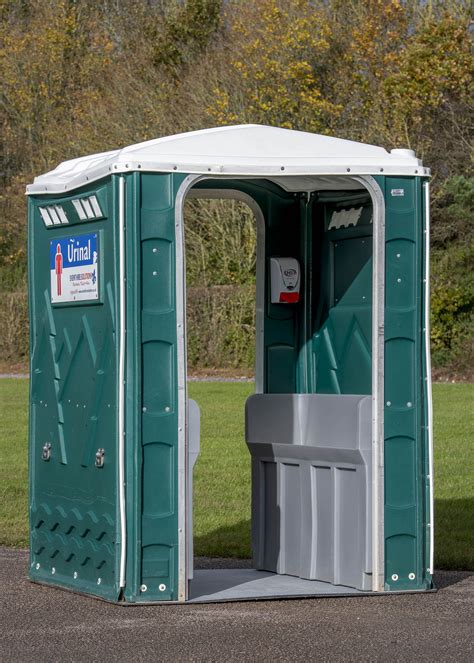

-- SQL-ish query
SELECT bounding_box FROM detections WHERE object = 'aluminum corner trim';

[118,175,127,589]
[423,181,434,575]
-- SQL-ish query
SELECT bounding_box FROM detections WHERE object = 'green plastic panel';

[28,179,120,601]
[124,172,186,602]
[311,197,373,394]
[381,176,429,590]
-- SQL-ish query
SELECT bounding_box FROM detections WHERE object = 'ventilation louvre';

[39,205,69,227]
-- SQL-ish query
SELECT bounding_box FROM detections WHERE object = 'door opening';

[178,177,380,602]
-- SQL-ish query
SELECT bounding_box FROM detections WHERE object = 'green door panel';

[28,180,120,601]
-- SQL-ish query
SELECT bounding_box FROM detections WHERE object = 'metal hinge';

[95,448,105,468]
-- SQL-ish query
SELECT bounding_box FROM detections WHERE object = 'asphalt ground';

[0,548,472,662]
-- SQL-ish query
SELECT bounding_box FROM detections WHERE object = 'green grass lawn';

[0,380,472,569]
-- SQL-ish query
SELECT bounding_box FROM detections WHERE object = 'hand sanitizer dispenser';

[270,257,301,303]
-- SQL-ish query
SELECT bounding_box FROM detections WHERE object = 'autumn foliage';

[0,0,472,375]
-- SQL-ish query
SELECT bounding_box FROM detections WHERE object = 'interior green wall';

[195,180,374,396]
[310,193,373,394]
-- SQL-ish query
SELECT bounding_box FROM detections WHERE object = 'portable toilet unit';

[26,125,434,603]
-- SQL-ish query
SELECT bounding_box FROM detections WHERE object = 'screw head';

[408,573,416,580]
[391,574,399,582]
[140,584,147,592]
[159,584,166,592]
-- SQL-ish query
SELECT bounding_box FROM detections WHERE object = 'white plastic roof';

[26,124,429,195]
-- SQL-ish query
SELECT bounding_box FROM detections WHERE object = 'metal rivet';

[173,166,177,170]
[380,168,384,172]
[347,168,351,172]
[51,567,55,575]
[73,571,78,579]
[397,278,402,283]
[35,563,40,570]
[140,584,147,592]
[407,402,412,407]
[95,448,105,468]
[165,406,171,412]
[280,166,285,171]
[391,574,399,581]
[386,401,391,406]
[152,248,158,253]
[159,584,166,592]
[142,406,147,412]
[97,578,102,585]
[408,573,416,580]
[152,271,158,276]
[396,253,401,258]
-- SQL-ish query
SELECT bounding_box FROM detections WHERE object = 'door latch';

[95,448,105,468]
[41,442,51,461]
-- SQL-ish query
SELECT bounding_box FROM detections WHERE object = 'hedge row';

[0,286,256,371]
[1,284,471,379]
